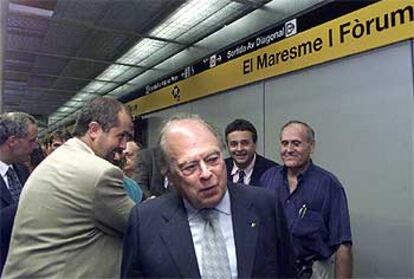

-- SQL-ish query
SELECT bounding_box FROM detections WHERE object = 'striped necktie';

[7,166,22,202]
[237,169,245,184]
[200,209,231,279]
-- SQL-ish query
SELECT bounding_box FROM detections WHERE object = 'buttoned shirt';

[184,190,237,277]
[0,160,12,190]
[230,153,256,184]
[261,162,352,260]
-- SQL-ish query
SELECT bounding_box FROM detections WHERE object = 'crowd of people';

[0,97,352,278]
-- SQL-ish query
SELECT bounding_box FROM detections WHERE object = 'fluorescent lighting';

[82,81,108,92]
[99,65,135,81]
[57,107,72,113]
[48,0,258,130]
[65,101,83,108]
[118,39,167,65]
[152,0,232,40]
[9,3,54,17]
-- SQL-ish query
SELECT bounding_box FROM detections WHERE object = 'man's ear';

[6,136,18,149]
[6,136,19,145]
[310,140,316,154]
[88,121,101,140]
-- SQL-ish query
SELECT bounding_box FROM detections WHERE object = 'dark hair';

[49,129,71,144]
[280,120,315,143]
[72,97,126,137]
[30,142,46,169]
[225,119,257,144]
[0,112,37,145]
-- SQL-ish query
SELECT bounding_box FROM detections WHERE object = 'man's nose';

[199,161,212,179]
[119,138,127,150]
[286,143,294,152]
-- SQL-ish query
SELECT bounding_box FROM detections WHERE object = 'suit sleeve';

[134,151,152,199]
[274,199,297,278]
[92,166,134,235]
[121,207,143,278]
[0,204,18,273]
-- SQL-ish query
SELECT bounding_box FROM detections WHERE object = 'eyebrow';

[178,150,221,165]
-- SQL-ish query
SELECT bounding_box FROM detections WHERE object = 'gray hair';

[280,120,315,143]
[0,112,37,145]
[157,113,224,176]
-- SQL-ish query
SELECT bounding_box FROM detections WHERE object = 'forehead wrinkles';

[166,123,219,159]
[168,120,216,142]
[282,125,307,140]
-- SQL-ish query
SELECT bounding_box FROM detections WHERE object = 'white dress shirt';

[184,190,238,278]
[0,160,12,189]
[230,153,256,184]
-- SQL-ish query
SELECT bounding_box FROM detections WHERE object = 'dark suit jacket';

[134,147,169,199]
[225,154,278,187]
[121,182,296,278]
[0,163,29,274]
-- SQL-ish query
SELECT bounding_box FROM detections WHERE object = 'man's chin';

[235,159,250,169]
[197,196,223,209]
[284,163,298,168]
[195,189,226,209]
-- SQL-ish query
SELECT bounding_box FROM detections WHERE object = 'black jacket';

[225,154,278,187]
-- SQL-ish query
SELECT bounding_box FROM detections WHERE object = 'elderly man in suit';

[0,112,38,273]
[225,119,277,186]
[121,114,296,278]
[2,97,134,278]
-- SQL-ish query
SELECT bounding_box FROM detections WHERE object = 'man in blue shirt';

[261,120,352,279]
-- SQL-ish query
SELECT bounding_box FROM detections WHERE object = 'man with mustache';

[224,119,277,186]
[261,120,353,279]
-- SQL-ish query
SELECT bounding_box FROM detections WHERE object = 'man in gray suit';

[3,97,134,278]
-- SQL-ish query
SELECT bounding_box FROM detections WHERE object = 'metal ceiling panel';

[1,0,327,133]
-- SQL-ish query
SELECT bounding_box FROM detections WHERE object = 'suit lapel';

[225,158,232,178]
[0,176,13,206]
[160,192,200,278]
[250,155,264,186]
[229,183,259,278]
[0,164,29,208]
[13,163,29,185]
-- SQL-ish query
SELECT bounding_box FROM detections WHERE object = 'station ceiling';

[1,0,325,133]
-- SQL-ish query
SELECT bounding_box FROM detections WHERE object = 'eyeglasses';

[176,152,222,176]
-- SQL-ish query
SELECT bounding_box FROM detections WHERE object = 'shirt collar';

[0,160,11,177]
[281,159,314,181]
[72,137,95,155]
[184,189,231,221]
[230,153,257,177]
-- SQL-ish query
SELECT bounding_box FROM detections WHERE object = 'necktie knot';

[237,169,245,184]
[7,166,22,202]
[199,208,219,224]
